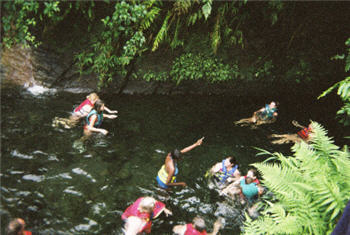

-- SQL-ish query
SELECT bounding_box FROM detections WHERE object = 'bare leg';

[234,117,255,126]
[270,134,301,144]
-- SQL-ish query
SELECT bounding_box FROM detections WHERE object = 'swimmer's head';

[245,176,254,184]
[95,99,105,113]
[247,168,257,179]
[139,197,156,213]
[225,156,237,167]
[87,93,99,103]
[7,218,25,235]
[171,149,182,160]
[192,216,206,232]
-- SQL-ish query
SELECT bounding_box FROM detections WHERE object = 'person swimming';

[52,92,118,129]
[122,196,172,234]
[156,137,204,190]
[207,156,241,189]
[269,120,313,145]
[234,101,278,127]
[173,216,223,235]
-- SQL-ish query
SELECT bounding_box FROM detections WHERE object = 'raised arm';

[292,120,305,129]
[180,137,204,154]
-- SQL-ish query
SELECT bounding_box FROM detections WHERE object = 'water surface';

[1,87,347,234]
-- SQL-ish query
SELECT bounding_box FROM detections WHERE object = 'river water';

[1,86,348,234]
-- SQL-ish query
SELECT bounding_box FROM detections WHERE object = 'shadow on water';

[1,87,348,234]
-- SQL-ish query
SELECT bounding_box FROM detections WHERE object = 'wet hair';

[227,156,237,165]
[192,217,206,232]
[245,176,254,184]
[87,93,99,102]
[271,101,279,107]
[7,218,24,235]
[171,149,181,160]
[139,197,156,213]
[94,99,105,114]
[248,168,257,178]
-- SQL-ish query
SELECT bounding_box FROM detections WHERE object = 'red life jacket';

[24,231,32,235]
[121,197,165,234]
[185,224,207,235]
[73,99,93,116]
[244,175,260,184]
[297,127,311,140]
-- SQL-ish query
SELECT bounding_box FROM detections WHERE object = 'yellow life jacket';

[157,165,177,184]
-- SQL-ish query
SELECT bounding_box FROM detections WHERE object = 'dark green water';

[1,87,348,234]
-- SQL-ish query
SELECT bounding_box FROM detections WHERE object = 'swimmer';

[156,137,204,190]
[122,196,172,235]
[83,99,117,136]
[173,216,223,235]
[234,101,278,127]
[207,156,241,188]
[7,218,32,235]
[239,176,264,204]
[52,92,118,129]
[221,168,260,197]
[269,120,313,145]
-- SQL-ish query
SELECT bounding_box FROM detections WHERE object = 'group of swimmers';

[52,93,118,137]
[8,96,314,235]
[235,101,313,144]
[122,100,313,234]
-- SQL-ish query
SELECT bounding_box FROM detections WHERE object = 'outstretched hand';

[196,137,205,146]
[164,208,173,217]
[110,114,118,119]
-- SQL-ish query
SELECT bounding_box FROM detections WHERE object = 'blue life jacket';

[86,110,103,127]
[215,160,238,184]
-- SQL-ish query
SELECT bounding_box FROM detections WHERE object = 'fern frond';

[140,7,161,31]
[152,11,171,51]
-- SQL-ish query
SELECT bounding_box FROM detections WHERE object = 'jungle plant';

[169,53,239,84]
[75,1,159,87]
[243,121,350,235]
[319,38,350,126]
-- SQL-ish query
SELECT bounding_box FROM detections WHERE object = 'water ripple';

[63,186,83,196]
[73,218,98,232]
[72,168,96,183]
[11,150,33,159]
[22,174,45,182]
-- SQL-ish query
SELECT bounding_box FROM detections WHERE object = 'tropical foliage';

[243,122,350,235]
[1,1,347,89]
[318,38,350,126]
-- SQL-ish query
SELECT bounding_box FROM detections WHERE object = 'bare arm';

[207,219,223,235]
[181,137,204,153]
[103,113,118,119]
[210,162,222,175]
[86,115,108,135]
[104,106,118,114]
[165,157,186,187]
[124,216,145,235]
[292,120,305,129]
[173,224,186,235]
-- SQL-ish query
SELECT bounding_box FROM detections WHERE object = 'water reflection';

[1,88,345,234]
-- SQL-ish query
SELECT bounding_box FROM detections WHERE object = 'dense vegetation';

[1,1,348,87]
